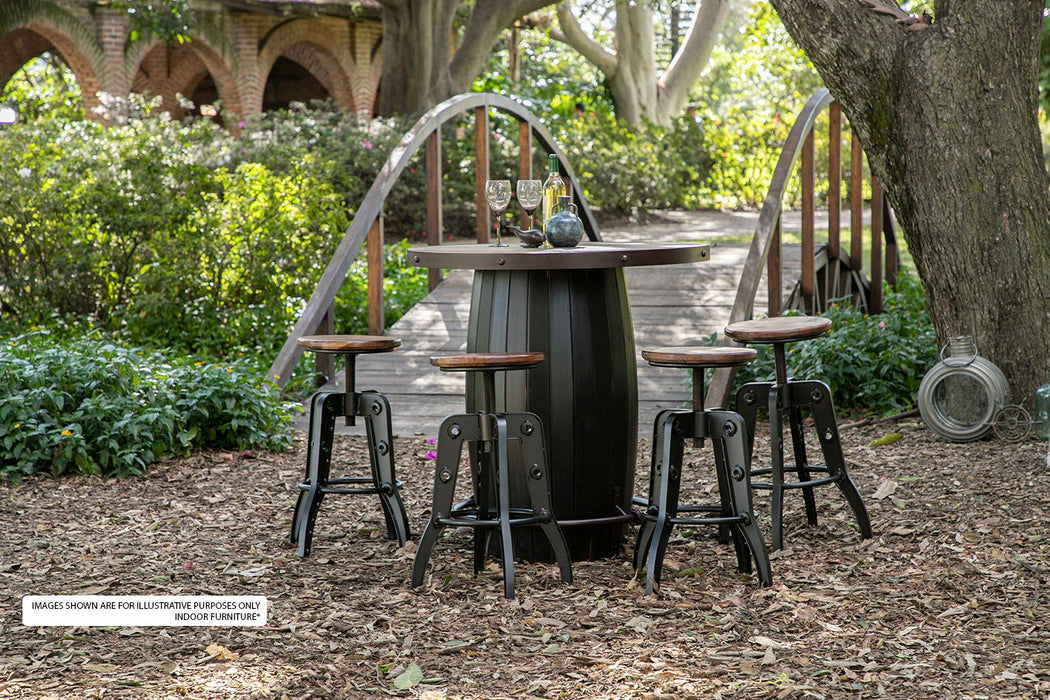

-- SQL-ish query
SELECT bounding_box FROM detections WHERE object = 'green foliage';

[0,330,296,482]
[334,240,430,335]
[735,273,939,417]
[119,0,195,43]
[547,111,709,216]
[476,23,615,121]
[0,98,435,365]
[0,53,83,122]
[689,2,827,209]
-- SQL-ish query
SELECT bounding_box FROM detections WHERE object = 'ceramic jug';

[545,196,584,248]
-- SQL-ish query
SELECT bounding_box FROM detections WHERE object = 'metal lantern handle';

[940,336,979,368]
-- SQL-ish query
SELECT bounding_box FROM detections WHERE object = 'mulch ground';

[1,417,1048,700]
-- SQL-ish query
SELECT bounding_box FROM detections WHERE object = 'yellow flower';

[13,423,20,429]
[194,361,205,367]
[226,368,233,373]
[61,430,72,436]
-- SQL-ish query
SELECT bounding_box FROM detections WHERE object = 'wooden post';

[426,130,443,291]
[870,177,884,314]
[827,102,842,309]
[475,106,490,243]
[850,131,863,272]
[768,215,783,316]
[367,216,384,335]
[518,119,532,228]
[801,130,815,315]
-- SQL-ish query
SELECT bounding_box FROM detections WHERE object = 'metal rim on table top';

[407,242,710,271]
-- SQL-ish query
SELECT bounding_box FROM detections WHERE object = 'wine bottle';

[541,153,567,233]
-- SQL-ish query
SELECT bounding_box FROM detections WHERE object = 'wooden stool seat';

[724,316,831,344]
[642,346,757,368]
[298,335,401,354]
[430,352,545,372]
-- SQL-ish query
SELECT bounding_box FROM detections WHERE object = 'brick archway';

[0,24,101,116]
[256,20,355,114]
[0,1,383,125]
[129,39,245,122]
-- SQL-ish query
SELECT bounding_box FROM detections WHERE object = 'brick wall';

[1,1,384,123]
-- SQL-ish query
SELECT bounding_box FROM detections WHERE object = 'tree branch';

[659,0,731,114]
[449,0,556,91]
[770,0,910,107]
[555,1,618,76]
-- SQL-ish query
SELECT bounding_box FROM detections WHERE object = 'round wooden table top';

[407,241,710,271]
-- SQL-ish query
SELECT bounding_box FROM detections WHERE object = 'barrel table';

[408,242,710,560]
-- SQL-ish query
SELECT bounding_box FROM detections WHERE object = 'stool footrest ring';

[436,511,553,529]
[641,512,749,527]
[751,475,841,490]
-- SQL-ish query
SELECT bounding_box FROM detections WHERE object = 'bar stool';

[290,335,410,557]
[724,316,872,551]
[411,352,572,599]
[634,346,772,594]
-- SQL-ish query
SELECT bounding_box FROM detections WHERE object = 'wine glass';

[485,179,512,247]
[516,179,542,231]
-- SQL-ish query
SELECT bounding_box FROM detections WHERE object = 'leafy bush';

[545,112,710,217]
[735,273,938,417]
[0,330,297,482]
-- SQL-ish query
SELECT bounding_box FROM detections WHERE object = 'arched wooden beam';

[268,92,600,387]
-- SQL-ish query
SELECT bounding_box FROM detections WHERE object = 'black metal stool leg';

[493,416,517,599]
[642,411,687,594]
[794,380,873,540]
[510,413,572,584]
[767,383,786,551]
[292,391,340,557]
[634,410,678,573]
[412,414,480,588]
[787,402,820,526]
[734,382,771,459]
[471,426,495,577]
[708,424,753,576]
[708,410,772,586]
[358,391,410,546]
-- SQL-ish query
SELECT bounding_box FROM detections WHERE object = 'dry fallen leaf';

[205,644,239,661]
[872,479,898,499]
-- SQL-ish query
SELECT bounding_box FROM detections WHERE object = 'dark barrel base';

[466,267,638,561]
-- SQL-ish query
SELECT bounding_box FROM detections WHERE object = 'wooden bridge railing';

[707,87,900,407]
[267,92,600,388]
[269,89,898,398]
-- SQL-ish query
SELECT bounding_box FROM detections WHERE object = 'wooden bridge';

[275,91,895,438]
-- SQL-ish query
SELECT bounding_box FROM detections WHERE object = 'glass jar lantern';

[1034,380,1050,440]
[917,336,1010,442]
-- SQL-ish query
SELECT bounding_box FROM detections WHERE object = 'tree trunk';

[377,0,554,116]
[557,0,730,126]
[607,1,658,125]
[770,0,1050,405]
